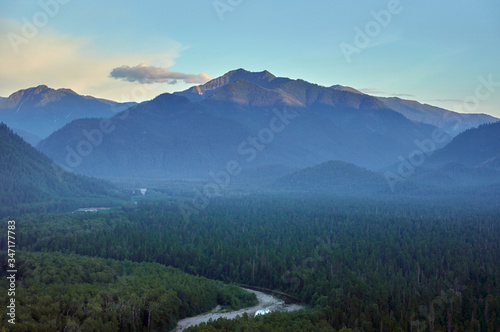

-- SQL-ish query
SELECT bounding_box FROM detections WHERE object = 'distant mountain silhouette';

[0,85,134,143]
[379,121,500,195]
[377,97,497,136]
[0,123,124,216]
[9,127,41,146]
[40,69,500,182]
[271,160,388,194]
[425,121,500,170]
[38,93,253,179]
[410,162,500,188]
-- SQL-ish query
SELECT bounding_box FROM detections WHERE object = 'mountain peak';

[223,68,276,80]
[152,92,191,105]
[175,69,278,102]
[1,85,66,109]
[330,85,363,94]
[224,68,250,76]
[0,85,132,139]
[57,88,78,95]
[218,68,277,86]
[34,84,50,91]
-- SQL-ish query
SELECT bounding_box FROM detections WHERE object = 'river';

[171,288,304,331]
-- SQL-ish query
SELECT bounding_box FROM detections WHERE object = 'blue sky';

[1,0,500,117]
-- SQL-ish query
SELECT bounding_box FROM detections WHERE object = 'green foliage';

[2,194,499,330]
[186,310,335,332]
[0,251,257,331]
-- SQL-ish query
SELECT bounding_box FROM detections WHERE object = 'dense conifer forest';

[2,194,499,331]
[0,251,256,331]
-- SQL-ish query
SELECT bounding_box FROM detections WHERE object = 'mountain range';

[0,68,495,191]
[36,69,497,180]
[0,85,134,144]
[176,69,495,133]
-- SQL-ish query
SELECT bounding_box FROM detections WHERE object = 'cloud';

[359,88,385,95]
[110,64,211,85]
[431,98,463,103]
[392,93,415,98]
[0,18,189,102]
[358,89,415,99]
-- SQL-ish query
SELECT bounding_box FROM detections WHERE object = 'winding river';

[171,288,304,331]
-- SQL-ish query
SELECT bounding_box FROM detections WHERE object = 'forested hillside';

[426,121,500,169]
[0,251,256,331]
[0,123,125,217]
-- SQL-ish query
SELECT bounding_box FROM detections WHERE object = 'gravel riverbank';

[171,288,304,331]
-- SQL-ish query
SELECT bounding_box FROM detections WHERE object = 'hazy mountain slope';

[230,164,299,187]
[0,122,123,216]
[410,163,500,187]
[9,127,41,146]
[38,70,446,180]
[38,93,257,179]
[199,78,440,170]
[383,121,500,195]
[0,85,134,141]
[378,97,497,135]
[425,121,500,169]
[183,69,497,138]
[272,160,388,194]
[206,79,302,106]
[199,71,443,168]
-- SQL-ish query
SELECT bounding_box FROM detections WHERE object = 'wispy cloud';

[109,64,210,84]
[392,93,415,98]
[431,98,463,103]
[359,88,385,95]
[359,88,415,99]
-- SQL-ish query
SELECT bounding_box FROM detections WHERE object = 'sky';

[1,0,500,117]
